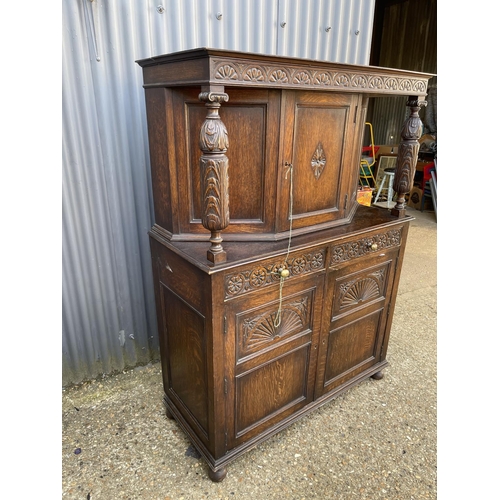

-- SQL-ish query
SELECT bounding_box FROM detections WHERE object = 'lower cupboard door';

[315,250,398,398]
[224,275,323,450]
[318,306,386,397]
[233,344,312,444]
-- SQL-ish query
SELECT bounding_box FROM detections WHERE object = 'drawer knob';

[279,268,290,278]
[370,242,378,251]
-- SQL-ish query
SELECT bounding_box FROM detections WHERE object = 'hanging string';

[274,162,294,328]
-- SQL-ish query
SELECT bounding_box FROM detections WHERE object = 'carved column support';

[199,90,230,264]
[391,96,427,218]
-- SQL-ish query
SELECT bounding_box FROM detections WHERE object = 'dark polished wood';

[208,467,227,482]
[138,48,433,481]
[392,96,427,217]
[198,90,230,264]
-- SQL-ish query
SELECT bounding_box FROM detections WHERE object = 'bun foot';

[371,371,384,380]
[208,466,227,482]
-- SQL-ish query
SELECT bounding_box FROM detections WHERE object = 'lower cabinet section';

[150,214,410,481]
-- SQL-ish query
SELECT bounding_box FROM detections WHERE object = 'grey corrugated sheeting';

[62,0,376,386]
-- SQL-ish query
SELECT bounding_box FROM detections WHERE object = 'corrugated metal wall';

[62,0,376,386]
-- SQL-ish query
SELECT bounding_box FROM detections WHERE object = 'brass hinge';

[344,194,348,209]
[354,105,358,123]
[224,377,228,395]
[223,315,227,335]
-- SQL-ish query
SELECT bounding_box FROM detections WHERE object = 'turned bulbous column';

[391,96,427,218]
[199,90,230,264]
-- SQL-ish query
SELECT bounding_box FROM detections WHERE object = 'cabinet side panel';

[145,88,173,232]
[161,285,209,436]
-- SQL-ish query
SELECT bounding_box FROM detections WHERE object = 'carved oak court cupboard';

[136,48,433,481]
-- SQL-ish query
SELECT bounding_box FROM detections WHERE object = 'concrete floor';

[62,206,437,500]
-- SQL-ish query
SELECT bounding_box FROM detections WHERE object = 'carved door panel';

[278,91,363,232]
[315,248,400,399]
[224,273,324,451]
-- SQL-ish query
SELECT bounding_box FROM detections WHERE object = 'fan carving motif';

[339,269,386,309]
[241,298,309,352]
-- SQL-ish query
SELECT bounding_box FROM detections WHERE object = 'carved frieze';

[225,249,325,298]
[330,229,401,265]
[212,59,428,95]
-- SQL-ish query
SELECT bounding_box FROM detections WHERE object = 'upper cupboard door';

[172,87,281,236]
[278,91,362,232]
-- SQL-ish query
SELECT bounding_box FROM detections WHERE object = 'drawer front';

[151,238,210,313]
[223,247,326,300]
[329,226,402,267]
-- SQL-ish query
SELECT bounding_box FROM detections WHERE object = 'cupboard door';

[224,274,324,451]
[278,91,363,233]
[315,248,399,398]
[172,87,281,236]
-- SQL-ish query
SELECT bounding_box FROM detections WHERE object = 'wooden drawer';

[151,239,210,313]
[223,246,327,300]
[329,226,403,267]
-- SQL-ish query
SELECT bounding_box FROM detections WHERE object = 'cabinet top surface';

[151,205,414,274]
[136,47,434,97]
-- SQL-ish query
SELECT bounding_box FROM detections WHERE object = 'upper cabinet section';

[137,49,433,244]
